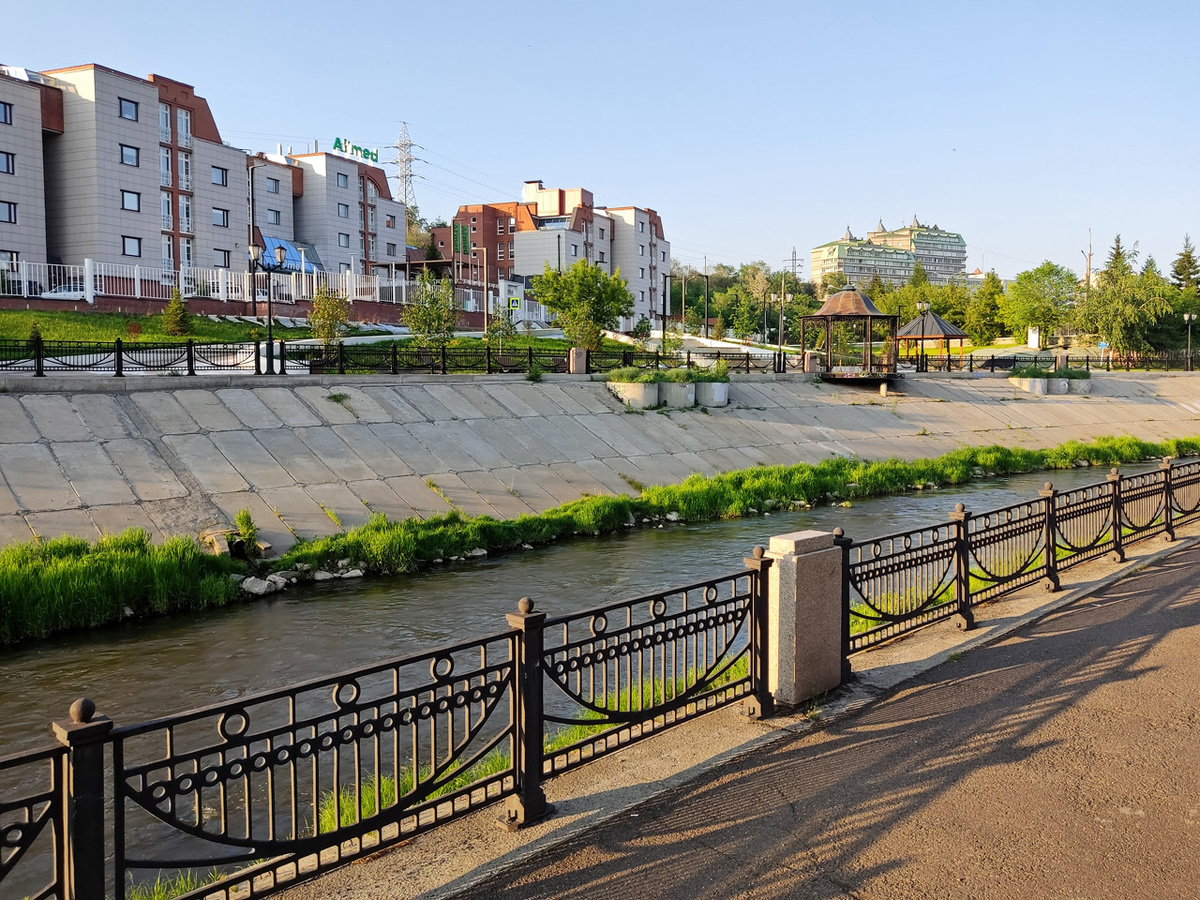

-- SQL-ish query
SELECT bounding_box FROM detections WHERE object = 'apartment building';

[867,217,967,282]
[0,67,58,268]
[811,218,967,287]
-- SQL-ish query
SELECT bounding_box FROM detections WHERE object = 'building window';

[470,224,477,233]
[161,192,172,229]
[211,166,228,186]
[0,152,13,175]
[180,237,193,268]
[497,242,504,259]
[338,233,350,248]
[639,245,645,256]
[120,145,140,167]
[386,242,396,257]
[497,220,505,234]
[0,102,11,125]
[599,251,605,262]
[266,177,279,194]
[214,249,230,268]
[639,222,645,233]
[640,290,645,302]
[161,235,173,266]
[661,251,666,261]
[508,241,513,256]
[0,202,15,223]
[267,209,280,225]
[599,227,605,239]
[159,103,171,141]
[386,215,396,229]
[121,190,140,212]
[122,236,142,257]
[337,172,349,188]
[118,98,138,121]
[338,203,349,218]
[639,267,645,279]
[212,207,229,227]
[369,236,376,257]
[571,244,578,257]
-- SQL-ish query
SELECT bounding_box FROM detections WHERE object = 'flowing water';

[0,463,1152,755]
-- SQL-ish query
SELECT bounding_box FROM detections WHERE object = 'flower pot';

[659,382,696,408]
[1068,378,1092,394]
[1008,376,1048,395]
[608,381,659,409]
[695,382,729,407]
[1048,378,1069,394]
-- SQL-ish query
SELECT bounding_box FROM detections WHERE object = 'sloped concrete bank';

[0,370,1198,553]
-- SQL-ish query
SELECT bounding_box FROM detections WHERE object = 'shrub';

[605,366,663,384]
[690,360,730,383]
[162,288,191,336]
[1052,367,1091,380]
[1011,363,1051,378]
[310,285,351,346]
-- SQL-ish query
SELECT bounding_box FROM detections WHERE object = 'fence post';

[254,340,262,375]
[947,504,975,629]
[989,355,995,373]
[585,348,592,374]
[832,528,853,683]
[186,339,195,376]
[33,334,44,377]
[1039,482,1060,591]
[440,344,447,375]
[742,546,775,718]
[390,341,398,376]
[278,340,287,376]
[337,341,346,376]
[622,349,631,367]
[114,338,124,378]
[503,598,550,830]
[527,346,533,372]
[1108,468,1125,561]
[1161,458,1175,542]
[53,699,112,900]
[84,258,96,305]
[486,346,493,375]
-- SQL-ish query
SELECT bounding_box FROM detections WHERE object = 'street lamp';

[772,291,793,356]
[250,242,287,374]
[1185,313,1196,372]
[916,301,931,372]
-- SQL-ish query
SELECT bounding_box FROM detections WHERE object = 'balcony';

[160,170,172,187]
[179,131,192,149]
[178,173,192,191]
[179,217,193,235]
[159,125,171,143]
[161,213,173,230]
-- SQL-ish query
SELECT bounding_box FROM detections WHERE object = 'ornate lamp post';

[916,301,931,372]
[1185,313,1195,372]
[250,242,287,374]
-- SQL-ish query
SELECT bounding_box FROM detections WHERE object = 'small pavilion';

[799,288,899,382]
[896,310,969,367]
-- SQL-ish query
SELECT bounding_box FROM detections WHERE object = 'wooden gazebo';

[799,288,899,382]
[896,310,969,370]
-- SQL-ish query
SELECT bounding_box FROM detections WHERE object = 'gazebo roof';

[896,310,969,339]
[812,288,888,318]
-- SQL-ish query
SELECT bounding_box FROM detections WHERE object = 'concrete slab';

[169,389,247,433]
[253,429,338,485]
[490,466,565,513]
[433,420,510,469]
[25,509,99,541]
[424,384,487,420]
[130,392,200,434]
[291,427,379,482]
[304,483,375,530]
[88,505,163,542]
[293,386,359,425]
[71,393,137,440]
[420,473,496,517]
[451,384,518,420]
[162,434,250,494]
[396,386,457,421]
[210,491,295,553]
[2,443,79,511]
[571,413,652,459]
[210,432,295,490]
[457,470,538,518]
[479,384,540,417]
[104,439,189,501]
[51,442,137,506]
[469,420,540,467]
[0,515,33,545]
[0,396,39,443]
[327,387,393,423]
[347,480,420,522]
[215,388,283,429]
[574,457,642,497]
[21,394,90,442]
[360,386,429,424]
[518,465,586,506]
[525,383,594,416]
[383,475,454,518]
[406,422,481,472]
[369,424,450,475]
[329,425,413,478]
[252,388,323,427]
[0,479,17,516]
[550,461,613,498]
[501,383,568,417]
[259,486,342,540]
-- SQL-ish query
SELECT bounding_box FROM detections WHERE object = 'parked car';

[41,282,87,300]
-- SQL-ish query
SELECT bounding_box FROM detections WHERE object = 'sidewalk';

[280,528,1200,900]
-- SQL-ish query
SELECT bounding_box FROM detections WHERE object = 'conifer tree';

[1171,234,1199,290]
[162,288,191,336]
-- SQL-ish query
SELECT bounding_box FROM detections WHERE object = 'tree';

[731,288,759,341]
[310,285,351,345]
[1074,256,1172,352]
[1171,235,1199,291]
[819,271,848,298]
[998,261,1076,340]
[484,305,518,352]
[162,288,191,336]
[908,260,930,287]
[964,272,1005,345]
[631,316,652,345]
[1099,234,1137,288]
[530,260,632,350]
[711,315,727,341]
[402,271,457,347]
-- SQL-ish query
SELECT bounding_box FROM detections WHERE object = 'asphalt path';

[453,546,1200,900]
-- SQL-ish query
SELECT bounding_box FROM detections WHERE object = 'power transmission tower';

[394,122,418,210]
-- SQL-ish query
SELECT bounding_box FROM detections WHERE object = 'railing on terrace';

[845,458,1200,652]
[898,351,1200,373]
[290,344,570,377]
[0,556,769,900]
[584,349,775,374]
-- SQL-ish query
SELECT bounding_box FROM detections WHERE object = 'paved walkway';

[0,370,1198,552]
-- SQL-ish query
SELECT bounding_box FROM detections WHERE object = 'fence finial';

[69,698,96,724]
[752,545,765,559]
[517,596,534,614]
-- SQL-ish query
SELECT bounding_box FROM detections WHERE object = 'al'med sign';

[332,137,379,163]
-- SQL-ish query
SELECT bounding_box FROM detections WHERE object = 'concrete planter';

[659,382,696,408]
[608,381,659,409]
[1009,376,1049,395]
[695,381,730,408]
[1048,378,1070,395]
[1068,378,1092,394]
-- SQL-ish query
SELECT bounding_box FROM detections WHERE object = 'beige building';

[0,67,56,270]
[811,217,967,287]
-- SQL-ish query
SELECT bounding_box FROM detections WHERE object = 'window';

[214,249,230,268]
[640,290,645,302]
[122,236,141,257]
[639,222,645,233]
[639,245,645,256]
[211,166,228,186]
[386,242,396,257]
[180,237,193,268]
[571,244,578,257]
[598,251,605,262]
[639,267,645,279]
[160,147,171,183]
[497,242,504,259]
[266,177,279,194]
[470,224,476,233]
[121,145,140,167]
[212,207,229,227]
[661,251,666,261]
[159,103,171,141]
[0,202,15,223]
[0,152,13,175]
[337,172,349,188]
[386,215,396,229]
[338,233,350,248]
[599,227,605,239]
[161,193,172,229]
[161,235,173,266]
[369,236,376,257]
[118,98,138,121]
[0,102,11,125]
[267,209,280,225]
[338,202,349,218]
[497,220,505,235]
[508,241,513,256]
[121,190,140,212]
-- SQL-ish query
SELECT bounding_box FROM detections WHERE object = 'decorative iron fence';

[0,555,769,900]
[584,349,774,374]
[899,352,1200,373]
[845,459,1200,652]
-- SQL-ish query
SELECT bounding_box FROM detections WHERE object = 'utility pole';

[1081,229,1093,302]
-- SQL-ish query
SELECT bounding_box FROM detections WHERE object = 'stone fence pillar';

[764,530,845,708]
[567,347,587,374]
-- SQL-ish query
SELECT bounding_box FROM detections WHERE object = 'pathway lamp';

[1185,314,1196,372]
[916,301,931,372]
[250,242,287,374]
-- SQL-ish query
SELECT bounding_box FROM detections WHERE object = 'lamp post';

[1185,313,1195,372]
[702,273,710,339]
[250,242,287,374]
[916,301,931,372]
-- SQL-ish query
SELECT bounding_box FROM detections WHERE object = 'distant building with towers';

[811,217,967,287]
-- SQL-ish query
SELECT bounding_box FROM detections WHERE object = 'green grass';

[126,869,224,900]
[0,309,311,343]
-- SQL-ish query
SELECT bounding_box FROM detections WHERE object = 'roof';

[813,289,888,317]
[896,310,968,339]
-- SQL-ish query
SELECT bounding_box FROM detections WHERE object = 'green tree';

[1171,235,1199,290]
[631,316,652,346]
[530,260,632,350]
[1099,234,1137,288]
[964,272,1005,345]
[731,288,759,341]
[310,285,351,345]
[1074,257,1172,352]
[682,305,703,335]
[484,306,518,352]
[908,260,930,287]
[401,271,457,347]
[162,288,191,336]
[819,271,848,298]
[998,261,1076,340]
[711,315,727,341]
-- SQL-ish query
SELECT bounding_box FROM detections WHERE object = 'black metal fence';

[0,556,769,900]
[584,349,776,374]
[844,459,1200,652]
[899,351,1200,373]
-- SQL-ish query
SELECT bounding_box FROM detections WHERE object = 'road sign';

[1098,341,1109,349]
[509,297,520,310]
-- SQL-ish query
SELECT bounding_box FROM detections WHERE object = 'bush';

[1011,363,1051,378]
[605,366,663,384]
[310,285,351,346]
[690,360,730,383]
[162,288,191,336]
[1052,367,1091,380]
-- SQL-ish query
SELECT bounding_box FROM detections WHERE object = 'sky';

[4,0,1198,280]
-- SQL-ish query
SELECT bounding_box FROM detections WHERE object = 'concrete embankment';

[0,370,1198,552]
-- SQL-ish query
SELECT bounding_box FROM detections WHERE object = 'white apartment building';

[601,206,669,331]
[0,67,53,269]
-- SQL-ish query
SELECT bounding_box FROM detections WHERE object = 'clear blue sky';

[4,0,1197,279]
